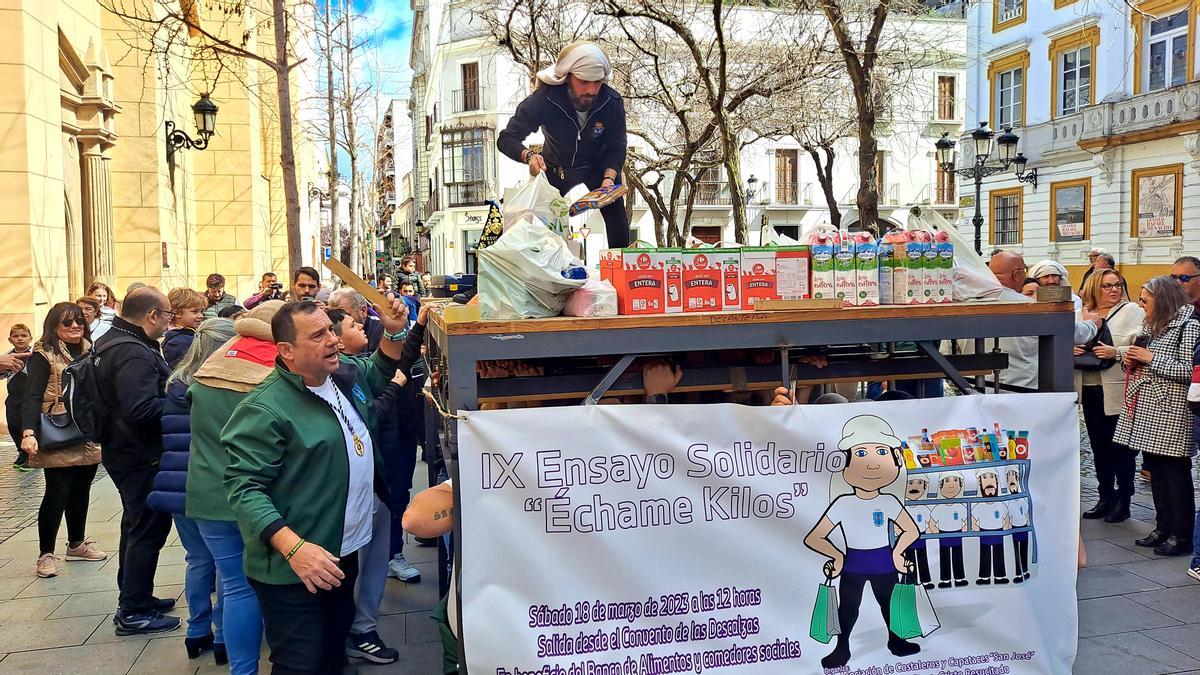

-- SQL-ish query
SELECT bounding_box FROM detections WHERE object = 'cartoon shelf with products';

[901,424,1036,590]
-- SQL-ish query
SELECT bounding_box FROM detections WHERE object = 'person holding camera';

[244,272,283,310]
[1114,276,1200,557]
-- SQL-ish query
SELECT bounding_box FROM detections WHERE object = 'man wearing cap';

[203,273,238,319]
[928,472,968,588]
[805,414,921,669]
[497,41,630,248]
[973,468,1012,585]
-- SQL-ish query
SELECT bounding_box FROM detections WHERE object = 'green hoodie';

[222,350,398,585]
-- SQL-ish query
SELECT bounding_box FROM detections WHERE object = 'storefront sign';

[460,394,1080,674]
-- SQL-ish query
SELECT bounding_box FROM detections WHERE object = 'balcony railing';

[998,0,1022,22]
[453,88,481,114]
[694,181,730,205]
[775,183,799,205]
[386,192,396,206]
[935,181,956,206]
[447,180,488,207]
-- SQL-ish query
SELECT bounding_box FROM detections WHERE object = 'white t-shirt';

[1007,498,1029,527]
[308,377,375,556]
[824,493,903,550]
[975,501,1009,531]
[931,503,968,533]
[908,505,933,534]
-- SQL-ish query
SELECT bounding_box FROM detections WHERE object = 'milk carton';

[879,230,910,305]
[740,247,779,309]
[715,248,743,311]
[834,231,857,307]
[775,246,810,300]
[852,231,880,306]
[681,250,723,313]
[809,231,838,301]
[894,239,926,305]
[915,231,937,304]
[600,248,666,315]
[661,248,684,313]
[935,232,954,304]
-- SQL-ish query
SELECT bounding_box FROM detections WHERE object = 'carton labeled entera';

[852,231,880,306]
[661,248,684,314]
[740,247,779,309]
[600,248,666,315]
[715,248,743,311]
[834,231,857,307]
[775,246,810,300]
[681,250,723,312]
[809,231,837,301]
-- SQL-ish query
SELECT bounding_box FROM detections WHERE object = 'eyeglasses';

[1100,283,1122,290]
[1171,274,1197,283]
[60,318,84,327]
[155,308,177,320]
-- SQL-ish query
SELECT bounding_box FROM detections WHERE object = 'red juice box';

[600,248,665,315]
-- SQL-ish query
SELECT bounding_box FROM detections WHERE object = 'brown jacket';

[27,340,100,469]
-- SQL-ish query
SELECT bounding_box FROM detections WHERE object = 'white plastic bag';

[478,218,586,320]
[564,278,618,317]
[504,174,571,239]
[907,207,1004,302]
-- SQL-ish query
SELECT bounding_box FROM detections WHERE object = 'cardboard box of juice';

[936,234,954,304]
[681,250,723,313]
[775,246,810,300]
[661,248,684,313]
[715,248,743,311]
[879,231,910,305]
[834,235,857,307]
[600,248,666,315]
[853,232,880,306]
[740,247,779,309]
[809,232,838,301]
[920,238,939,304]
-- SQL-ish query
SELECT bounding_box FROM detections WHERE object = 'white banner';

[460,394,1080,675]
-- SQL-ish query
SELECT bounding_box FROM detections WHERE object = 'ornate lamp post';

[935,122,1038,254]
[166,95,218,157]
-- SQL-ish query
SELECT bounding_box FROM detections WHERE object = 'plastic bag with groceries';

[504,174,571,239]
[477,217,586,320]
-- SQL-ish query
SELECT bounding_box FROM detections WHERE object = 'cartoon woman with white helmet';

[805,414,922,669]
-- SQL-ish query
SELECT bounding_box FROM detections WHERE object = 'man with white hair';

[804,415,921,668]
[497,41,630,248]
[973,467,1012,585]
[928,471,968,588]
[329,288,384,353]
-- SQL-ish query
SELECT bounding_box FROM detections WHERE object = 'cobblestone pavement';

[4,419,1200,673]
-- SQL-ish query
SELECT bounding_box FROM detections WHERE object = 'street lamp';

[166,94,218,157]
[935,122,1038,254]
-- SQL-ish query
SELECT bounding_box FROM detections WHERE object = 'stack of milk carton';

[812,228,953,306]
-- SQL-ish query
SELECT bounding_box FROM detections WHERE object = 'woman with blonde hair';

[86,282,119,321]
[1114,276,1200,555]
[1076,269,1144,523]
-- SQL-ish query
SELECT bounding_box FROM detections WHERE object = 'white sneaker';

[387,554,421,582]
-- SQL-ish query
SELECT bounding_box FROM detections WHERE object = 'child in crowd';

[163,288,207,369]
[4,324,33,470]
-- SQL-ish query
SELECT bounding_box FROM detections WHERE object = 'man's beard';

[568,89,595,112]
[983,486,998,497]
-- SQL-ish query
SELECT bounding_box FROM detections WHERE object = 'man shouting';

[497,41,630,248]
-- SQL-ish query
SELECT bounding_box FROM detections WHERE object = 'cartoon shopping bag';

[913,582,941,637]
[810,574,841,644]
[888,575,922,640]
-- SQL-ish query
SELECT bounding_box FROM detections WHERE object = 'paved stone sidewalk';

[0,453,442,674]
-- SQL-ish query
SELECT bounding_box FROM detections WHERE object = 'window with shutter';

[775,150,798,204]
[937,76,956,120]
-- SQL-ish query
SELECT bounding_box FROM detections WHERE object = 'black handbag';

[1074,304,1127,371]
[37,375,85,452]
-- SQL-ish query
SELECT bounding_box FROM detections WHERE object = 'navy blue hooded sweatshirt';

[497,83,627,174]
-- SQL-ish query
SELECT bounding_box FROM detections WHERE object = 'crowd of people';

[3,264,435,674]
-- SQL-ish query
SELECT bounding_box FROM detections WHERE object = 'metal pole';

[972,168,984,255]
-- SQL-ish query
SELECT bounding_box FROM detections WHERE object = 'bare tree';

[101,0,309,269]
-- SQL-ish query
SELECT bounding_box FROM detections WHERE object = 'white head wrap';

[1028,260,1071,287]
[536,41,612,86]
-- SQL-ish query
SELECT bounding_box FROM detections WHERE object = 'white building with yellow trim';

[961,0,1200,290]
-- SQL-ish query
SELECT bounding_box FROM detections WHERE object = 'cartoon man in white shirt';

[903,476,934,589]
[928,471,968,588]
[806,415,922,669]
[1006,468,1031,583]
[973,467,1012,585]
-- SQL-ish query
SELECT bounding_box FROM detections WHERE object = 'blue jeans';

[197,519,263,675]
[173,516,222,641]
[1192,508,1200,567]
